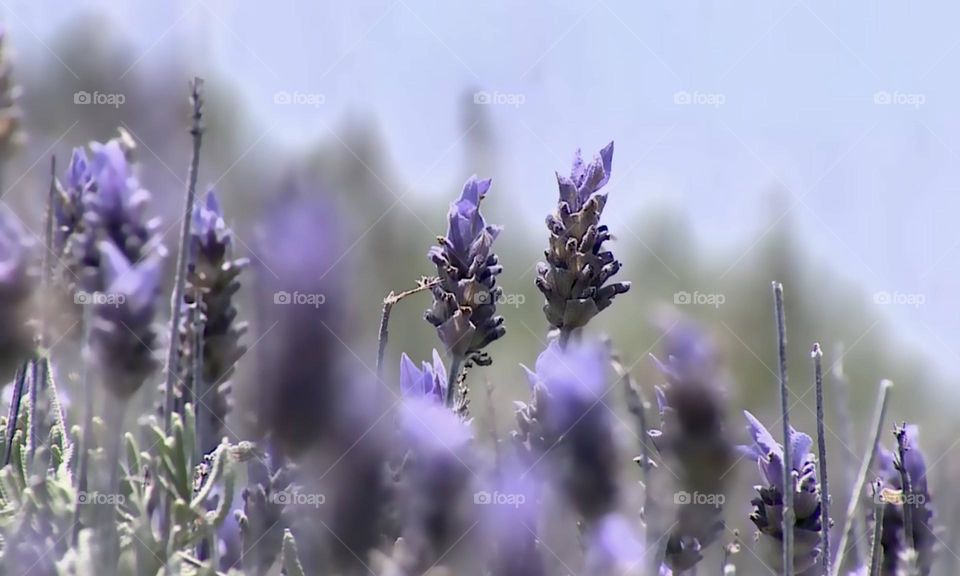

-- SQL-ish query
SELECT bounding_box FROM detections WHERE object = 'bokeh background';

[3,1,960,573]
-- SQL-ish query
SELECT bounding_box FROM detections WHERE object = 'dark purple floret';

[648,318,734,572]
[400,349,447,404]
[874,425,936,576]
[739,411,822,574]
[87,240,162,399]
[536,142,630,335]
[520,339,619,522]
[425,176,505,359]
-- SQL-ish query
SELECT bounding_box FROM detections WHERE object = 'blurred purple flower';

[583,513,646,576]
[425,176,505,359]
[648,317,734,571]
[400,349,447,404]
[739,411,822,574]
[253,193,346,455]
[521,339,619,521]
[537,142,629,334]
[58,136,162,294]
[398,397,477,572]
[875,425,936,576]
[0,211,34,368]
[87,240,162,399]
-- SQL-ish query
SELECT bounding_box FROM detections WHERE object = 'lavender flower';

[57,136,162,294]
[425,176,505,359]
[399,349,447,404]
[253,194,345,455]
[739,411,822,574]
[0,211,35,369]
[87,241,162,399]
[176,189,248,455]
[484,463,545,576]
[584,513,646,576]
[875,425,936,575]
[397,397,477,572]
[536,142,629,338]
[520,339,618,522]
[648,318,735,571]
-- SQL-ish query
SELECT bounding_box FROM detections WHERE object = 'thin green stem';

[163,77,204,434]
[868,481,885,576]
[831,379,893,576]
[813,343,831,576]
[773,282,794,576]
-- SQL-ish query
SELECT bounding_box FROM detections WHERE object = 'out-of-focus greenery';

[5,12,959,575]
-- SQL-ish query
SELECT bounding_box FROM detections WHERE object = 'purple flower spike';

[254,192,347,455]
[87,240,163,399]
[425,176,505,359]
[875,425,936,576]
[57,134,162,294]
[648,318,734,572]
[537,141,630,334]
[399,350,447,404]
[399,397,477,571]
[739,411,822,574]
[173,187,248,455]
[518,339,619,521]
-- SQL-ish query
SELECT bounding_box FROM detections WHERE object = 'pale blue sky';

[7,0,960,378]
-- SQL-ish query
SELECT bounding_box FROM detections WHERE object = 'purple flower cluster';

[536,142,630,338]
[425,176,505,360]
[740,411,822,574]
[649,318,734,571]
[178,189,248,455]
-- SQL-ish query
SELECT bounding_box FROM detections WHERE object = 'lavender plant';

[740,411,823,575]
[536,142,629,344]
[425,176,505,403]
[175,189,248,456]
[648,318,735,572]
[399,349,448,404]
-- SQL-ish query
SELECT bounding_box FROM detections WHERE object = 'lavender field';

[0,3,958,575]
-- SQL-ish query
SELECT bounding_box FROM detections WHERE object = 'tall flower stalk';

[163,77,205,433]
